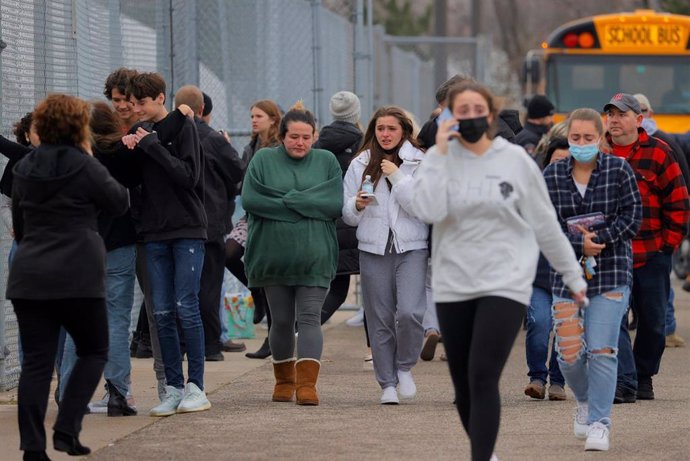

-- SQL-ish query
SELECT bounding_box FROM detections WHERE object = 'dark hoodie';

[195,119,244,238]
[135,112,207,242]
[314,121,362,177]
[7,144,129,300]
[314,120,362,275]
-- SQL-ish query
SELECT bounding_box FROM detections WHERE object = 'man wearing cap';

[633,93,689,349]
[514,94,555,156]
[604,92,690,403]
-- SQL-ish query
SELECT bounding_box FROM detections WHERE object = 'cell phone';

[435,107,459,131]
[360,193,378,206]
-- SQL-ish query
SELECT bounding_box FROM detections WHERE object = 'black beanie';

[527,95,555,119]
[202,92,213,116]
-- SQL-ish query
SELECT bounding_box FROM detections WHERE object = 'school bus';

[523,9,690,133]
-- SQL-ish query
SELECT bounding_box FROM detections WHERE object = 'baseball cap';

[603,93,641,114]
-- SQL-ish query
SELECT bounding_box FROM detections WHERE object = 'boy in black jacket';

[125,72,210,416]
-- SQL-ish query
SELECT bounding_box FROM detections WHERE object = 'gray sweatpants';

[264,285,328,361]
[360,249,428,389]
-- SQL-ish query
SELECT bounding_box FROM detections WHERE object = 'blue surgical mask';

[569,142,599,163]
[641,117,658,135]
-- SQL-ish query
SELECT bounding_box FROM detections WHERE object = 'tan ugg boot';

[295,358,320,406]
[272,358,296,402]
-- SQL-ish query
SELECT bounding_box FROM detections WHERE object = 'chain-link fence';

[0,0,486,391]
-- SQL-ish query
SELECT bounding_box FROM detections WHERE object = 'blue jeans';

[145,239,205,390]
[103,245,136,396]
[525,286,564,386]
[666,286,676,336]
[617,253,671,390]
[422,261,439,334]
[58,332,76,401]
[59,245,137,399]
[553,286,630,427]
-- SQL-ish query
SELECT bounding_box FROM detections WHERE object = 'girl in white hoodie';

[342,106,428,405]
[411,83,587,461]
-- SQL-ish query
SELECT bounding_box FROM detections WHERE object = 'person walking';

[226,99,281,359]
[633,93,688,349]
[242,102,343,406]
[8,94,129,461]
[604,93,690,404]
[314,91,363,324]
[514,95,555,156]
[174,85,244,362]
[342,106,429,405]
[124,72,211,416]
[523,134,571,402]
[544,107,642,451]
[410,82,587,461]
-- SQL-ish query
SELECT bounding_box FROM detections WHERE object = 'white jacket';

[342,141,428,255]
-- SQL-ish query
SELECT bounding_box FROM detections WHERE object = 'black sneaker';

[613,385,636,404]
[637,376,654,400]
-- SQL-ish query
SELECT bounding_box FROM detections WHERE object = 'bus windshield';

[546,55,690,114]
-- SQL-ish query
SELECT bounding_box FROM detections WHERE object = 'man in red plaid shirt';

[604,93,690,404]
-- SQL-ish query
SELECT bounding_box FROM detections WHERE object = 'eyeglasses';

[641,108,649,113]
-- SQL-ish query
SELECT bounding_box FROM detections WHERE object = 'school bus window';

[572,66,604,90]
[547,55,689,114]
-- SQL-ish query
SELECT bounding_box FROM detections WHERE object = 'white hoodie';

[342,140,428,255]
[411,137,586,306]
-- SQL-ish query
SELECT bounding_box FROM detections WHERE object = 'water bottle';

[362,175,374,195]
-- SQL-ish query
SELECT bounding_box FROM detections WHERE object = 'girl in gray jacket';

[411,82,587,461]
[342,106,428,405]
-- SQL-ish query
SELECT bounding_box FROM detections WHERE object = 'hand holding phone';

[434,107,461,154]
[435,107,458,131]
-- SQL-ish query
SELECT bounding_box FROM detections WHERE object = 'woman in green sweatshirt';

[242,102,343,406]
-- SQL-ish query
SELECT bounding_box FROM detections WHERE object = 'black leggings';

[436,297,525,461]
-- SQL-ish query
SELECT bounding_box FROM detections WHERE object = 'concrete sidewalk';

[2,283,689,460]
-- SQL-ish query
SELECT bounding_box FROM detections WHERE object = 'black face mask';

[457,116,489,143]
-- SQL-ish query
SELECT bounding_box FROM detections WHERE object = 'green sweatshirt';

[242,145,343,288]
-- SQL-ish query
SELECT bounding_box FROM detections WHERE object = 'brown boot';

[272,358,296,402]
[295,358,320,406]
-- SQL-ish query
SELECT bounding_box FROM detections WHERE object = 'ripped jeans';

[552,286,630,427]
[145,239,206,390]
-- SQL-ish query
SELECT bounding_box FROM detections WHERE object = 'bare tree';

[489,0,645,79]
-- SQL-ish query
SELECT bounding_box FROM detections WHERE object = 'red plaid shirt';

[608,128,690,268]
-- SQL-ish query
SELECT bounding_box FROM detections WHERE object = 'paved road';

[1,281,689,460]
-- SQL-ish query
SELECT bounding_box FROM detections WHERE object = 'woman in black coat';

[8,94,129,461]
[313,91,364,324]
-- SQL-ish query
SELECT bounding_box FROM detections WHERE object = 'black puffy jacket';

[314,121,362,275]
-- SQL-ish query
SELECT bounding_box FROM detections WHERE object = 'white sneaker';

[176,382,211,413]
[380,386,399,405]
[149,385,183,417]
[363,354,374,371]
[574,401,589,440]
[397,370,416,399]
[346,307,364,327]
[585,421,610,451]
